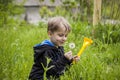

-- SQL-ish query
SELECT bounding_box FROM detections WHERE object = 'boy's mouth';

[60,41,65,44]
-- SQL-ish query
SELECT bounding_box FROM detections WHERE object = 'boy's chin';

[58,44,64,46]
[55,43,64,46]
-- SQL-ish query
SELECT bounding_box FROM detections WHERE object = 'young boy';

[29,16,79,80]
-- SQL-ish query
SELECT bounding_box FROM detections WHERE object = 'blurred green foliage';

[94,24,120,44]
[39,0,120,23]
[102,0,120,20]
[0,0,24,27]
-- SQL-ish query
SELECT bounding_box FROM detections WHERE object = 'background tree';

[93,0,102,26]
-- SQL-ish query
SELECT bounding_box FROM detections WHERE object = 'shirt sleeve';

[29,48,47,80]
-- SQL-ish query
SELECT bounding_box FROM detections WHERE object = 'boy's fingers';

[72,55,80,62]
[64,51,73,60]
[73,55,79,58]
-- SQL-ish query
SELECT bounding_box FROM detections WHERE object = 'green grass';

[0,22,120,80]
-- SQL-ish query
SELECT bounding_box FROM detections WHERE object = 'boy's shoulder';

[33,45,54,56]
[34,44,54,50]
[33,40,63,50]
[33,44,63,52]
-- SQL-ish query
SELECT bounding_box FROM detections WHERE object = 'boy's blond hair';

[48,16,71,33]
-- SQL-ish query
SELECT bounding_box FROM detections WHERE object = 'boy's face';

[48,26,68,47]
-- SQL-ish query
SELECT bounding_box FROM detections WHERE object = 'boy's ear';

[48,31,52,37]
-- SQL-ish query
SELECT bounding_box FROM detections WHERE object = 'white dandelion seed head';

[69,43,75,49]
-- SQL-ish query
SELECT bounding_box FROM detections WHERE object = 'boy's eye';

[58,34,68,37]
[58,34,64,37]
[65,35,68,37]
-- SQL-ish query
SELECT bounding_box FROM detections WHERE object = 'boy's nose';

[63,37,67,41]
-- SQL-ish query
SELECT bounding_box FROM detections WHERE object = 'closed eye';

[58,34,64,37]
[58,34,68,38]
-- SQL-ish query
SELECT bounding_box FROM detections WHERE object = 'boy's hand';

[72,55,80,63]
[64,51,73,60]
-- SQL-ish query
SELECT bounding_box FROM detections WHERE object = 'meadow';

[0,20,120,80]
